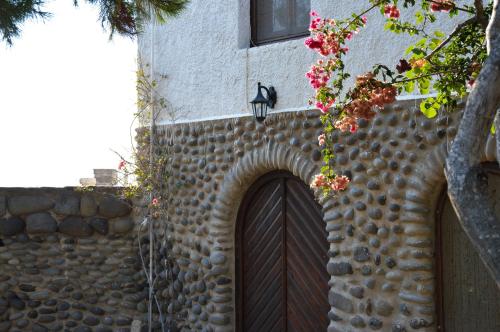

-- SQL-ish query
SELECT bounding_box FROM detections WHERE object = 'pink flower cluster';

[334,73,398,133]
[311,174,350,191]
[317,133,326,146]
[335,117,358,133]
[384,5,400,19]
[316,99,335,113]
[306,62,331,89]
[430,0,454,12]
[118,160,126,170]
[304,11,348,57]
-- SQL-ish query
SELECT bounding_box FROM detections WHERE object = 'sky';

[0,0,137,187]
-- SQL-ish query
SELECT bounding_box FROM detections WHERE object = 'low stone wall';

[0,188,145,332]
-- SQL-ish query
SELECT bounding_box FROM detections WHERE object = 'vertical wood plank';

[439,171,500,332]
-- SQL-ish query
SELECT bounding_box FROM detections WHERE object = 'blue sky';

[0,0,137,186]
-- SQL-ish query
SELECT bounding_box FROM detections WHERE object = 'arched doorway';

[436,166,500,331]
[235,171,329,332]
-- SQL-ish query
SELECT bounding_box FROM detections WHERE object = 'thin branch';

[395,70,455,83]
[341,1,382,32]
[474,0,489,29]
[425,16,477,60]
[428,0,475,14]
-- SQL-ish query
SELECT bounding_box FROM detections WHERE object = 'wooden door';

[437,169,500,331]
[236,171,329,332]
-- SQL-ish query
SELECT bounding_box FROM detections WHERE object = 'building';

[137,1,500,331]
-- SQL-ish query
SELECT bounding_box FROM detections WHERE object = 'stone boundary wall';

[0,188,146,332]
[149,100,498,332]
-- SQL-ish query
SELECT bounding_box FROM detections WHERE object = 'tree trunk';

[445,0,500,288]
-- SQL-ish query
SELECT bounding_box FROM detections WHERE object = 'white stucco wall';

[138,0,461,123]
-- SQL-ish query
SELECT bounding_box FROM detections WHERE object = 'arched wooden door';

[436,165,500,331]
[236,171,329,332]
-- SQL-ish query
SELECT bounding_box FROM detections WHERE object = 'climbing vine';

[114,63,186,331]
[307,0,491,193]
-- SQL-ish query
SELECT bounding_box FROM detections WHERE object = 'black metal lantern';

[250,82,277,122]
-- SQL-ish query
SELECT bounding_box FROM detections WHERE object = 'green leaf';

[421,105,437,118]
[415,11,424,24]
[491,123,496,135]
[403,81,415,93]
[434,30,445,38]
[420,98,438,118]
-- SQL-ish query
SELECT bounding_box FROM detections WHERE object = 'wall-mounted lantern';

[250,82,277,122]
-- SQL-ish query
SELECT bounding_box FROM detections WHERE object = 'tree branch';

[487,0,500,53]
[475,0,489,30]
[425,16,477,60]
[445,0,500,289]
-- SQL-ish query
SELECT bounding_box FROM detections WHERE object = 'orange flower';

[410,58,427,69]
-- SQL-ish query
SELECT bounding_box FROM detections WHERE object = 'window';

[251,0,311,46]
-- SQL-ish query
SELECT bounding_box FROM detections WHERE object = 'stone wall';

[147,100,497,332]
[0,188,146,332]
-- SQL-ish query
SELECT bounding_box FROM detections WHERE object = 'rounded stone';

[311,149,322,161]
[15,319,29,329]
[375,299,394,316]
[80,194,97,217]
[110,217,134,234]
[98,197,131,218]
[368,208,383,220]
[327,262,353,276]
[59,216,93,237]
[369,317,383,330]
[25,213,57,234]
[353,247,370,262]
[351,315,366,328]
[8,195,54,215]
[70,311,83,320]
[103,316,114,325]
[209,252,226,265]
[0,217,25,236]
[349,286,364,299]
[32,323,49,332]
[83,316,100,326]
[88,217,109,235]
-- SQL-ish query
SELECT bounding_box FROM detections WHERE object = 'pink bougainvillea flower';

[118,160,126,170]
[330,175,350,191]
[430,0,454,12]
[317,133,326,146]
[310,174,328,189]
[152,197,159,206]
[384,5,400,19]
[310,10,318,17]
[304,37,324,50]
[316,99,334,113]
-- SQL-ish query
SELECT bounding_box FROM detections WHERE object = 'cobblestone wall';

[149,100,497,332]
[0,188,145,332]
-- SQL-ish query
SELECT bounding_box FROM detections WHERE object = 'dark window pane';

[293,0,310,33]
[272,0,289,32]
[252,0,310,45]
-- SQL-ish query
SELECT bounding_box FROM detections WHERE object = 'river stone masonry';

[147,99,498,332]
[0,188,146,332]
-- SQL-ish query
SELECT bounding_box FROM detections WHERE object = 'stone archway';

[206,139,326,330]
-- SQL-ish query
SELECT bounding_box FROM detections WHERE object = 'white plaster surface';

[138,0,464,122]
